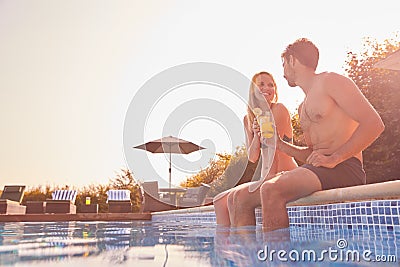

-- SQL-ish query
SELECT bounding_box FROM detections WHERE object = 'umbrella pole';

[169,151,172,189]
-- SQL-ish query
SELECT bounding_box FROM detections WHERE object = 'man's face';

[282,56,296,87]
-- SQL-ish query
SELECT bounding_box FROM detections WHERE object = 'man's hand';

[306,151,341,168]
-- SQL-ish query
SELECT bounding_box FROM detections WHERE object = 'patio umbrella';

[373,49,400,70]
[133,136,206,188]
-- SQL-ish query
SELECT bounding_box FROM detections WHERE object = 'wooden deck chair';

[0,185,26,214]
[141,181,177,212]
[179,183,211,207]
[45,190,77,214]
[106,189,132,213]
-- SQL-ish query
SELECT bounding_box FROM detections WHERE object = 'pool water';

[0,220,398,266]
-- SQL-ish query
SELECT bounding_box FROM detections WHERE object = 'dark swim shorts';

[301,157,366,190]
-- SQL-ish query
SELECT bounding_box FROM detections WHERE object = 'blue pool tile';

[378,207,385,214]
[392,208,398,215]
[361,216,367,224]
[385,207,391,215]
[154,198,400,232]
[366,208,372,215]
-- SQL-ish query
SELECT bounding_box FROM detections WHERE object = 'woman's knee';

[226,190,236,209]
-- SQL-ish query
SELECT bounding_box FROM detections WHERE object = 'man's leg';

[260,167,322,231]
[227,181,262,227]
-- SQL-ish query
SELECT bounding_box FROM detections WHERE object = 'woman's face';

[255,73,276,103]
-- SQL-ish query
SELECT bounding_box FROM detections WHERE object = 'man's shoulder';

[316,72,355,94]
[318,71,351,84]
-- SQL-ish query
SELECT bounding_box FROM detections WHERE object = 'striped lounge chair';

[45,190,78,214]
[106,189,132,213]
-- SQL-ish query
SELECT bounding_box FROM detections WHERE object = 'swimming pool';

[0,217,398,266]
[1,181,400,266]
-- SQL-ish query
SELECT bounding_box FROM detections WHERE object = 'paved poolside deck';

[1,180,399,223]
[0,212,151,222]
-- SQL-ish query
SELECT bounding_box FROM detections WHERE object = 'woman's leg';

[213,190,231,226]
[227,181,260,227]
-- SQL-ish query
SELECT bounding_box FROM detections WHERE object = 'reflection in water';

[0,221,399,266]
[213,225,400,267]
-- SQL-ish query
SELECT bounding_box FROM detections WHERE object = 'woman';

[213,71,297,226]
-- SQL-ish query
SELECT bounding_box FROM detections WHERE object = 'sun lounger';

[0,185,26,214]
[107,189,132,213]
[45,190,77,214]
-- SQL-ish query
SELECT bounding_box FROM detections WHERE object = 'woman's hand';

[252,118,261,138]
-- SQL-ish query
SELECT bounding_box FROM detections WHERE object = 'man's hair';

[281,38,319,71]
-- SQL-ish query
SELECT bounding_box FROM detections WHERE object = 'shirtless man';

[259,38,385,231]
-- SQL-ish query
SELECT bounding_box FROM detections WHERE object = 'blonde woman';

[214,71,297,226]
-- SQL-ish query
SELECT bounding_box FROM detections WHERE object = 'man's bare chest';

[300,93,335,127]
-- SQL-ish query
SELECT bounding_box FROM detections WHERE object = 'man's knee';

[260,175,289,204]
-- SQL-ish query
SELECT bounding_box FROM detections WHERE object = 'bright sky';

[0,0,399,188]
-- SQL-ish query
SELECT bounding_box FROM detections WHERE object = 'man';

[259,38,384,231]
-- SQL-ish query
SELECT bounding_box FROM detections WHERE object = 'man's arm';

[307,73,384,168]
[277,137,312,164]
[276,102,312,163]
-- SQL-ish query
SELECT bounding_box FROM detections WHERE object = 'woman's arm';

[243,116,261,163]
[272,103,298,170]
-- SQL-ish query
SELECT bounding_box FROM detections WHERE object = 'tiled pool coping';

[152,180,400,230]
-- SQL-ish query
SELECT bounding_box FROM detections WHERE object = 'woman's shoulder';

[243,114,250,127]
[272,102,290,116]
